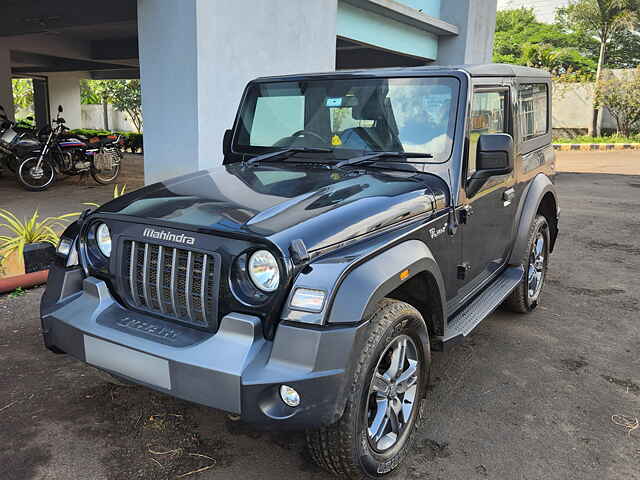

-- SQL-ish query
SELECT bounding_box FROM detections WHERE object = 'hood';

[99,163,450,252]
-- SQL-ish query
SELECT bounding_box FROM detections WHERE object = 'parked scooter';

[15,105,123,191]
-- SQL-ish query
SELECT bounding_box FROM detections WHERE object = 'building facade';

[0,0,498,183]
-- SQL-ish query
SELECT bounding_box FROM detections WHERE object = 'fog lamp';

[280,385,301,407]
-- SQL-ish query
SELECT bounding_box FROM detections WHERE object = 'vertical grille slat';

[170,248,178,316]
[200,254,208,325]
[156,245,165,314]
[185,251,193,321]
[142,243,151,307]
[122,239,220,329]
[129,240,138,305]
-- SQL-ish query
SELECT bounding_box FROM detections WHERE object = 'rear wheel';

[306,299,430,478]
[504,214,550,313]
[90,149,122,184]
[16,156,56,191]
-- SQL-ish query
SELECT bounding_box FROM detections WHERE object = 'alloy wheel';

[527,230,546,302]
[366,335,420,452]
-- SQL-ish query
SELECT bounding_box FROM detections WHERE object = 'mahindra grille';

[122,240,221,329]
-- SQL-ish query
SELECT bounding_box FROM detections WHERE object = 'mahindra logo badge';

[143,228,195,246]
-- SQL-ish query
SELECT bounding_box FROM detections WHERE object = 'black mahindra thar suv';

[42,64,559,478]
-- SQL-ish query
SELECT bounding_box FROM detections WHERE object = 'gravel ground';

[1,171,639,480]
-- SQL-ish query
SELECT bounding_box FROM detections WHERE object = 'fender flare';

[327,239,447,331]
[508,173,558,265]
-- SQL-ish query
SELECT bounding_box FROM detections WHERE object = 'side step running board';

[434,265,524,349]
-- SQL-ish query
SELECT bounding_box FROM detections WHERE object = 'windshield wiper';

[335,151,434,169]
[246,147,333,165]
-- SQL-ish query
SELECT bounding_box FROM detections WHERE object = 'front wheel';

[306,299,430,478]
[16,156,56,191]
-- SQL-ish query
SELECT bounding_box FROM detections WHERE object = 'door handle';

[503,188,515,207]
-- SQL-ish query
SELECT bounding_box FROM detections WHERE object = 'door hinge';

[457,262,471,280]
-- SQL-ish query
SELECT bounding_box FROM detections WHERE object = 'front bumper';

[41,276,365,429]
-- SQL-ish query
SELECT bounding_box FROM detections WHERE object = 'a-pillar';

[137,0,338,185]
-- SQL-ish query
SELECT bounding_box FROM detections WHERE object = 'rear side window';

[519,84,548,141]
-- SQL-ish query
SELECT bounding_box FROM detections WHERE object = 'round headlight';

[248,250,280,292]
[95,223,112,257]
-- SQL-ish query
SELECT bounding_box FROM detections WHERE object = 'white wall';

[47,72,87,129]
[138,0,338,184]
[81,104,139,132]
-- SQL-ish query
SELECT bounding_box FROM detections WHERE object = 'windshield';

[234,76,460,163]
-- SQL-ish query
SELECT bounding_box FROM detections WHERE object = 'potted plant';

[0,209,77,283]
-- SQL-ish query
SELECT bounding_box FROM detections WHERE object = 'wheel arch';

[327,239,446,336]
[509,174,559,265]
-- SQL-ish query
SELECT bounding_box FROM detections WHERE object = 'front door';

[457,85,517,300]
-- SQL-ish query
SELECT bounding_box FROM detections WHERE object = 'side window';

[249,96,304,146]
[518,83,548,141]
[468,90,507,176]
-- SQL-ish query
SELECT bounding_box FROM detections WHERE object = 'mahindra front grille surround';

[122,240,221,329]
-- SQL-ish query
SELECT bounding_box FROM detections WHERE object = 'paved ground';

[0,154,144,221]
[556,150,640,175]
[1,157,639,480]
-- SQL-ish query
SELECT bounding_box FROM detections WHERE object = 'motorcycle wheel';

[90,151,122,185]
[17,156,56,191]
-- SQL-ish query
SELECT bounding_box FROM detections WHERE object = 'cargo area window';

[519,84,548,141]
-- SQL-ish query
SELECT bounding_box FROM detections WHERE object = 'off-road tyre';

[306,299,431,479]
[504,214,550,313]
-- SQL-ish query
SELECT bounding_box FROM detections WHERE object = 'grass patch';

[553,135,640,144]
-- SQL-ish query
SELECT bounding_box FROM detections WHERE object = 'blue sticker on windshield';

[325,97,343,108]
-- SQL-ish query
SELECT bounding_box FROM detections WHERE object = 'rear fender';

[509,174,559,265]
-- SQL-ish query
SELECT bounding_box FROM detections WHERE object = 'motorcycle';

[16,105,123,191]
[0,106,40,174]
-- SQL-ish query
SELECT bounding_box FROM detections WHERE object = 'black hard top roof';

[254,63,550,82]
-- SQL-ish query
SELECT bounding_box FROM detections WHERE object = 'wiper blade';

[335,151,433,169]
[246,147,333,165]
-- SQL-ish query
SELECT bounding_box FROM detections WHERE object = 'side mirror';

[467,133,514,197]
[222,129,232,157]
[58,105,63,113]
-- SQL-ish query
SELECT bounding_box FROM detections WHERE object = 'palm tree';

[564,0,639,136]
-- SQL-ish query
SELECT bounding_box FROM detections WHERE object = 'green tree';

[94,80,143,133]
[559,0,639,135]
[493,8,597,76]
[80,79,103,105]
[12,78,34,113]
[595,68,640,136]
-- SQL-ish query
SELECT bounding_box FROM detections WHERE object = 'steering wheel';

[290,129,328,144]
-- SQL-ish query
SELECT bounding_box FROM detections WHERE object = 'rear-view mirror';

[467,133,514,197]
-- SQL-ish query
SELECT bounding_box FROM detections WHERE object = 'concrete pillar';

[0,47,14,120]
[138,0,338,185]
[47,72,85,129]
[435,0,497,65]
